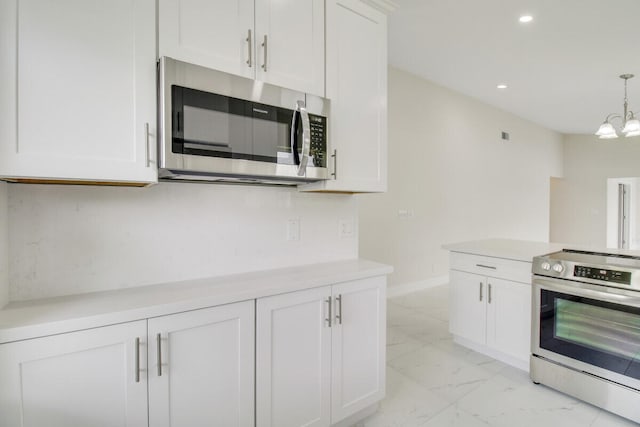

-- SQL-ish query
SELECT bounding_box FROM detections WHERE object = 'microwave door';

[173,86,252,160]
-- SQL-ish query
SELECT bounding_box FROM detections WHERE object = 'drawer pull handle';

[476,264,497,270]
[488,283,492,304]
[479,282,483,301]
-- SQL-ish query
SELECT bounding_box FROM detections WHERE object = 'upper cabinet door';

[0,0,157,184]
[255,0,325,96]
[158,0,255,79]
[300,0,389,193]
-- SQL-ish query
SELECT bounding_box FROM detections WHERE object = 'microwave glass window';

[251,117,290,162]
[171,85,326,166]
[183,106,229,147]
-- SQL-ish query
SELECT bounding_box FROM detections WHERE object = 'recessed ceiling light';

[497,84,508,89]
[519,15,533,23]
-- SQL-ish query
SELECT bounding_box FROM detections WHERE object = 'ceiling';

[388,0,640,135]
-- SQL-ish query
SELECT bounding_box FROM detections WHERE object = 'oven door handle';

[534,278,640,308]
[290,100,310,176]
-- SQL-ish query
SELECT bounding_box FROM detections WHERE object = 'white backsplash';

[8,182,358,301]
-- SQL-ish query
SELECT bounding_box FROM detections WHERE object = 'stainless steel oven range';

[531,249,640,423]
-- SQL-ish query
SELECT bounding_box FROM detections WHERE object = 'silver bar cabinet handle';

[156,333,162,377]
[135,337,141,383]
[479,282,483,302]
[488,283,492,304]
[325,297,332,327]
[331,149,337,179]
[261,35,268,71]
[475,264,496,270]
[145,122,150,167]
[246,29,252,67]
[336,295,343,325]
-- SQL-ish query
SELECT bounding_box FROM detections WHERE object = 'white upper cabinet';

[301,0,389,193]
[158,0,255,80]
[254,0,325,96]
[158,0,325,96]
[0,0,157,185]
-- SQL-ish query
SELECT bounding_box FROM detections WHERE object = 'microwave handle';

[290,100,311,176]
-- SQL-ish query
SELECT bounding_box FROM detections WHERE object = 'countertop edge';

[0,258,393,344]
[443,239,568,263]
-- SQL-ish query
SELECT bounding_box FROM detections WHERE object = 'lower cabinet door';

[449,270,487,344]
[0,320,148,427]
[256,286,332,427]
[331,276,386,423]
[147,301,255,427]
[486,278,532,363]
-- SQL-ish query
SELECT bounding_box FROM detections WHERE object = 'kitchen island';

[443,239,565,371]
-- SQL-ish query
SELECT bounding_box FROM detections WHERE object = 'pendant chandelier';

[595,74,640,139]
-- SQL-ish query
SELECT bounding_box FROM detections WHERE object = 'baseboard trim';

[386,275,449,298]
[452,335,529,372]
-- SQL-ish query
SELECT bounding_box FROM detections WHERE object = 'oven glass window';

[540,289,640,379]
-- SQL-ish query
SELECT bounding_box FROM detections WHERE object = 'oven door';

[532,277,640,390]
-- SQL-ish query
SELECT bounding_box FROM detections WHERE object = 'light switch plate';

[287,218,300,241]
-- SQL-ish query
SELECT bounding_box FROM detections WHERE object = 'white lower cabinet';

[0,321,149,427]
[256,276,386,427]
[449,253,532,369]
[0,301,254,427]
[485,277,531,363]
[148,301,255,427]
[257,286,332,427]
[0,275,387,427]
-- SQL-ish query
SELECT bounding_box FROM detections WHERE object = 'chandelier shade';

[595,74,639,139]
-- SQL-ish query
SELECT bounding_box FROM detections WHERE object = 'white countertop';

[0,258,392,345]
[444,238,640,264]
[443,239,567,263]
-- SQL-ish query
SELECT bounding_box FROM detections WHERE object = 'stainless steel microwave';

[158,57,329,184]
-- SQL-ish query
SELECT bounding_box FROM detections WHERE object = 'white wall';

[359,67,564,288]
[550,133,640,248]
[0,182,8,308]
[8,182,357,301]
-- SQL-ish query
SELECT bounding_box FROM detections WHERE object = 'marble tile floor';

[358,285,638,427]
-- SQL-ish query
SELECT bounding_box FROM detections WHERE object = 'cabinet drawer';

[450,252,532,284]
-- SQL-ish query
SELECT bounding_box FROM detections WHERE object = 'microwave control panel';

[309,114,327,168]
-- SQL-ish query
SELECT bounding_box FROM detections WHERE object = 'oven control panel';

[532,250,640,290]
[573,266,631,285]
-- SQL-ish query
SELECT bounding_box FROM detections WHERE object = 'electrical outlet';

[339,218,355,239]
[287,218,300,241]
[398,209,415,219]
